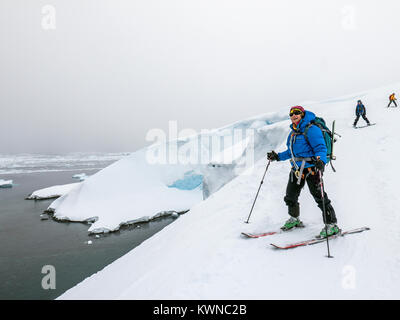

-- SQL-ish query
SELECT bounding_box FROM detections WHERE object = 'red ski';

[242,225,304,238]
[270,227,370,250]
[241,231,279,238]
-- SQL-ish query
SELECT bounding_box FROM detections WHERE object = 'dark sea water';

[0,169,175,300]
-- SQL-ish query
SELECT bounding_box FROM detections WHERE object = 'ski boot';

[318,224,341,238]
[281,217,304,231]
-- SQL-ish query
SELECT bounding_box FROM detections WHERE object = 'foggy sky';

[1,0,399,154]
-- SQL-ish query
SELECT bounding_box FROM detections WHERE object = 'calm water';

[0,170,175,300]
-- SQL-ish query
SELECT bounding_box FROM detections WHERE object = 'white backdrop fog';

[1,0,399,154]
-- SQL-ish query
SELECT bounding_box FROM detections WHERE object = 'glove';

[315,158,325,172]
[267,151,279,161]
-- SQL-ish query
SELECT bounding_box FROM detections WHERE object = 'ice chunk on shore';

[72,173,89,181]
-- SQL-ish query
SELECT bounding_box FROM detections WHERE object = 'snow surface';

[27,183,81,200]
[59,83,400,299]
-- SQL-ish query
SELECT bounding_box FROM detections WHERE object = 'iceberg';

[48,110,289,233]
[0,179,13,188]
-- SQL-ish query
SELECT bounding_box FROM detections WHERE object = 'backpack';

[302,117,335,164]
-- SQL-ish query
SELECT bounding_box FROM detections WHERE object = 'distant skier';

[353,100,371,128]
[388,93,397,108]
[266,106,339,238]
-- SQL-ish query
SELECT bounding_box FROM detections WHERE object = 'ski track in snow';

[59,84,400,300]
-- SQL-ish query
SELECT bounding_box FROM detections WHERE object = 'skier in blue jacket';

[267,106,339,238]
[353,100,371,128]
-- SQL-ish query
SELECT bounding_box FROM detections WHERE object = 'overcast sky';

[1,0,399,154]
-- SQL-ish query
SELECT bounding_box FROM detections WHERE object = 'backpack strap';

[290,128,315,185]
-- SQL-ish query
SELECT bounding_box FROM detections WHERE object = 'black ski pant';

[284,169,337,224]
[353,114,370,126]
[388,100,398,107]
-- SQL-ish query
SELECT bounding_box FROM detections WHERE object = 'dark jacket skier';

[353,100,371,127]
[267,106,339,238]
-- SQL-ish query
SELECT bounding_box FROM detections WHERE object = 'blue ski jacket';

[278,111,327,169]
[356,103,366,116]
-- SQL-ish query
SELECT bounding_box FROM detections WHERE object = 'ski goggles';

[289,110,303,116]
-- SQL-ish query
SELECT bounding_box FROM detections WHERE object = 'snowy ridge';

[59,83,400,299]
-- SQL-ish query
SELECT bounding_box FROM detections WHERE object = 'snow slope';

[59,83,400,299]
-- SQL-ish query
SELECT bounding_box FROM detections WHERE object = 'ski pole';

[317,169,333,258]
[245,160,271,224]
